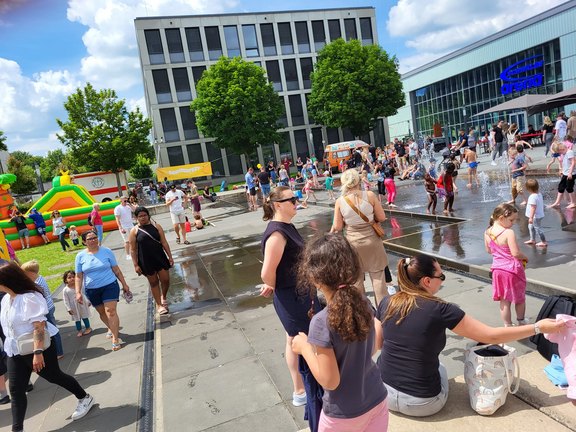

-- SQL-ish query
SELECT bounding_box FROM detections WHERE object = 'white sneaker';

[292,391,307,407]
[517,318,531,325]
[125,255,132,260]
[72,394,94,420]
[491,161,497,166]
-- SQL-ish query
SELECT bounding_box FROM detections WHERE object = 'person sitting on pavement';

[129,206,173,316]
[375,254,566,418]
[0,263,95,431]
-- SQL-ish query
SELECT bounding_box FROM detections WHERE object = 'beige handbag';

[16,329,51,355]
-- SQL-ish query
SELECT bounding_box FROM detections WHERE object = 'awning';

[532,86,576,113]
[473,94,548,117]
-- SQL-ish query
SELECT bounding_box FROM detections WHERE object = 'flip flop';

[183,240,191,245]
[175,237,181,244]
[158,306,170,315]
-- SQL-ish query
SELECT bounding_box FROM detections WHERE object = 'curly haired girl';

[292,234,388,432]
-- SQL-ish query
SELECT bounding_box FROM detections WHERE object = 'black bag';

[87,215,93,226]
[530,295,576,361]
[64,227,70,235]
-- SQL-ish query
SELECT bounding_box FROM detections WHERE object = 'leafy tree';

[56,83,153,172]
[9,150,43,168]
[308,39,405,138]
[0,130,7,152]
[190,57,284,156]
[39,149,85,182]
[7,157,37,194]
[129,154,153,180]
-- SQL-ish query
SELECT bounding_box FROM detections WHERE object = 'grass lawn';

[14,233,109,293]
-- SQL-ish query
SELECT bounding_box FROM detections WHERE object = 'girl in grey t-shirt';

[291,234,389,431]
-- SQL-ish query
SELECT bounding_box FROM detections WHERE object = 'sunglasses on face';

[430,273,446,281]
[85,237,98,241]
[272,197,298,204]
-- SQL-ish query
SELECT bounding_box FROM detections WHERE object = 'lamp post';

[34,163,44,194]
[407,120,411,137]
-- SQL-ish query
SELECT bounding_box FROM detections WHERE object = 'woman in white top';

[331,169,391,306]
[51,210,70,251]
[0,263,94,431]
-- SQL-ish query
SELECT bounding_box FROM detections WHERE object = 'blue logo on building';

[500,55,544,95]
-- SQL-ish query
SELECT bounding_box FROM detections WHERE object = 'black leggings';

[58,232,70,251]
[7,339,86,431]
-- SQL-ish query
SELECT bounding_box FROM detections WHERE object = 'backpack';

[87,215,93,226]
[530,295,576,361]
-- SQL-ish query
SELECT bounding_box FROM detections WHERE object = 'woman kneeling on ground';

[375,254,565,417]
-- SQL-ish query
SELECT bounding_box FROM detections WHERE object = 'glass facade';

[137,9,382,175]
[412,39,562,139]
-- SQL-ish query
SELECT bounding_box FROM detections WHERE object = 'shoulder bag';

[343,195,385,238]
[16,327,51,356]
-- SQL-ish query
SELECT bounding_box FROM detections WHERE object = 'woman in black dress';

[129,206,174,315]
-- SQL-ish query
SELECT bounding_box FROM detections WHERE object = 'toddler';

[424,173,437,214]
[324,170,335,200]
[193,214,204,230]
[484,204,528,326]
[62,270,92,337]
[69,225,79,246]
[524,179,547,248]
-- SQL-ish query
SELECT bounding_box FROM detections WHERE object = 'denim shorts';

[37,226,46,235]
[18,228,29,238]
[85,280,120,307]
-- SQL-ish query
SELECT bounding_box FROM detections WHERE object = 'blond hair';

[21,260,40,273]
[340,169,360,196]
[544,116,552,126]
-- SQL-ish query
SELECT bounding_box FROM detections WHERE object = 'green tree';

[7,156,37,194]
[9,150,43,168]
[190,57,284,156]
[39,149,84,182]
[56,83,153,172]
[129,154,153,180]
[0,130,7,152]
[308,39,405,138]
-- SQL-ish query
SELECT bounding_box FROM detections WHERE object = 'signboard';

[156,162,213,181]
[500,55,544,95]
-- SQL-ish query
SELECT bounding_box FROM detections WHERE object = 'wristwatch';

[33,349,43,355]
[534,323,541,335]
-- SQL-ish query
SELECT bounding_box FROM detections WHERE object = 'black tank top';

[261,221,303,290]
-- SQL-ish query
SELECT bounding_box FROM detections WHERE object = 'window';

[283,59,299,91]
[260,23,276,56]
[295,22,310,54]
[342,128,354,141]
[360,18,373,45]
[289,95,304,126]
[205,142,225,177]
[311,127,324,160]
[152,70,172,104]
[145,30,164,64]
[242,24,259,57]
[266,60,282,91]
[192,66,206,87]
[305,94,314,123]
[185,27,204,61]
[278,96,288,127]
[311,21,326,51]
[300,58,313,89]
[278,22,294,55]
[328,20,341,41]
[180,107,198,139]
[327,128,340,143]
[223,26,241,57]
[160,108,179,142]
[226,151,244,175]
[165,29,185,62]
[344,19,357,41]
[205,26,222,60]
[173,68,192,102]
[293,129,309,160]
[167,146,185,166]
[278,132,293,164]
[186,143,203,164]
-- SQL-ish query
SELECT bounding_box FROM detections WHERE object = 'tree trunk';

[115,171,123,197]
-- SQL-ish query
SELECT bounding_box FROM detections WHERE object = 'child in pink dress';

[484,203,529,327]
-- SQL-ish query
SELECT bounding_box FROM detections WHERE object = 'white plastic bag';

[463,344,520,415]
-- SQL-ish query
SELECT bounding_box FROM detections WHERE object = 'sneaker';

[517,318,531,326]
[71,394,94,420]
[0,394,10,405]
[292,391,307,407]
[491,161,497,166]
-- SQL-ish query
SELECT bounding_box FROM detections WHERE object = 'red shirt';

[90,209,103,226]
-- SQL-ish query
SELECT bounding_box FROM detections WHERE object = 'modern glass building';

[388,0,576,141]
[134,8,386,180]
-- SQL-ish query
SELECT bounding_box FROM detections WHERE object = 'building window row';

[144,17,373,65]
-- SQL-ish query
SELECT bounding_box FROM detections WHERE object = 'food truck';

[323,140,370,171]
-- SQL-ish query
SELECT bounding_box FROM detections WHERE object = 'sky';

[0,0,569,156]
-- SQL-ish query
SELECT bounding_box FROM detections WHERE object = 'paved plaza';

[1,147,575,432]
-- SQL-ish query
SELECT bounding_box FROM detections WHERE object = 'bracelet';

[534,323,541,335]
[33,349,43,355]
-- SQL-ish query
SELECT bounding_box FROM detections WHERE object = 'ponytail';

[262,186,290,221]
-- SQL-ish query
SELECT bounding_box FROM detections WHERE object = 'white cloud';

[389,0,568,72]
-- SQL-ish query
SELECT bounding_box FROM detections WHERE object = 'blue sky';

[0,0,568,155]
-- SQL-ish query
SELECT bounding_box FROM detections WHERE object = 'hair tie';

[404,257,411,268]
[338,284,348,289]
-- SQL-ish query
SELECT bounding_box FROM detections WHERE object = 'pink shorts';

[319,399,389,432]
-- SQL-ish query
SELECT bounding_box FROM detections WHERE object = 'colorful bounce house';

[0,171,121,251]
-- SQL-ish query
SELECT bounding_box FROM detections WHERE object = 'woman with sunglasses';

[375,254,565,417]
[51,210,70,251]
[260,186,320,416]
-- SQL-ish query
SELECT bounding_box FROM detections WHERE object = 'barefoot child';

[62,270,92,337]
[484,204,529,327]
[324,170,335,200]
[424,173,437,214]
[464,148,479,188]
[193,214,205,230]
[509,145,528,206]
[548,141,576,209]
[292,234,389,432]
[546,140,562,174]
[524,179,547,248]
[438,163,456,214]
[302,178,317,205]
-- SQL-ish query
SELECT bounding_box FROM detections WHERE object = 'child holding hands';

[62,270,92,337]
[484,204,529,327]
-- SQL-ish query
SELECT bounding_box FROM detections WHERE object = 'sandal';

[112,338,126,351]
[158,306,170,315]
[183,240,191,245]
[83,328,92,336]
[175,237,181,244]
